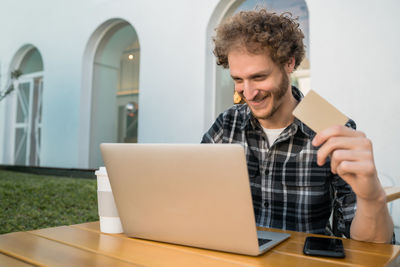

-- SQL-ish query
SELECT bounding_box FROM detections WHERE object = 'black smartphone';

[303,236,345,258]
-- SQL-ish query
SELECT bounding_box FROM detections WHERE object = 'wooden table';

[0,221,399,267]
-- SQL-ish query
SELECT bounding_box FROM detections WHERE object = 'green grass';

[0,170,99,234]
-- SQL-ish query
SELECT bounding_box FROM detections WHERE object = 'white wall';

[0,0,220,168]
[2,0,398,173]
[307,0,400,226]
[0,61,4,164]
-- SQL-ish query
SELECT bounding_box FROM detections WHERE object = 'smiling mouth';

[249,93,270,105]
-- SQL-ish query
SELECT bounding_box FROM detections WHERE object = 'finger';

[330,149,373,174]
[312,125,365,147]
[316,136,371,166]
[336,160,377,180]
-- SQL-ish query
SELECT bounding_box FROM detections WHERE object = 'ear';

[285,57,295,74]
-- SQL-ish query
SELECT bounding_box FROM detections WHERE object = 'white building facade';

[0,0,399,225]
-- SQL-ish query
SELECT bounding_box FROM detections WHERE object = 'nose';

[242,80,258,101]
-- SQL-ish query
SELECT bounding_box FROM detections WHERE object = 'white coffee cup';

[95,167,123,233]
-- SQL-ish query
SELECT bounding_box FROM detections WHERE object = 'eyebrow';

[231,71,270,80]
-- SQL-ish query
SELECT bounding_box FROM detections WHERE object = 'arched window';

[10,47,44,166]
[211,0,310,118]
[88,21,140,168]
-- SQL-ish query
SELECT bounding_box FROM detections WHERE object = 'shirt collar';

[239,106,256,130]
[240,86,315,138]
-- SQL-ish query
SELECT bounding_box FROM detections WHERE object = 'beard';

[241,69,290,121]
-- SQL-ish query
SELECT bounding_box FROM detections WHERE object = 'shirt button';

[264,201,269,208]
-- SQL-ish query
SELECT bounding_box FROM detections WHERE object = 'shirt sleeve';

[331,119,357,238]
[331,174,357,238]
[201,112,225,144]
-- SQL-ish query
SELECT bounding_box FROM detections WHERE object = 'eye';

[232,77,243,83]
[253,75,266,81]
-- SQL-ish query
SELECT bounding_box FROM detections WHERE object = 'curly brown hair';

[213,9,305,69]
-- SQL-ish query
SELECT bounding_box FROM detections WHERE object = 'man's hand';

[312,125,382,201]
[312,125,393,243]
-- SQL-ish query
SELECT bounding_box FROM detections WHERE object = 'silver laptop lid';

[101,143,261,255]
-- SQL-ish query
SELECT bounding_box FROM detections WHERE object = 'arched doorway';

[88,21,140,168]
[8,46,44,166]
[208,0,310,120]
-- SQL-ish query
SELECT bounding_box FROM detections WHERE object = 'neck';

[258,86,298,129]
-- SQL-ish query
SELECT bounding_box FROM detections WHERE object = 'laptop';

[100,143,290,256]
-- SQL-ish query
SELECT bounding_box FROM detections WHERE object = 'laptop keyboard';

[258,238,272,247]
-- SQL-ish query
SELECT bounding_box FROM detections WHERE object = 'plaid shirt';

[201,87,356,238]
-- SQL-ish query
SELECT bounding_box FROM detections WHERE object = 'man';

[202,9,394,243]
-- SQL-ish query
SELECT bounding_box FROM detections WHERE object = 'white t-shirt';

[262,127,286,147]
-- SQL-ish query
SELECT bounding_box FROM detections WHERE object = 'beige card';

[293,90,348,133]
